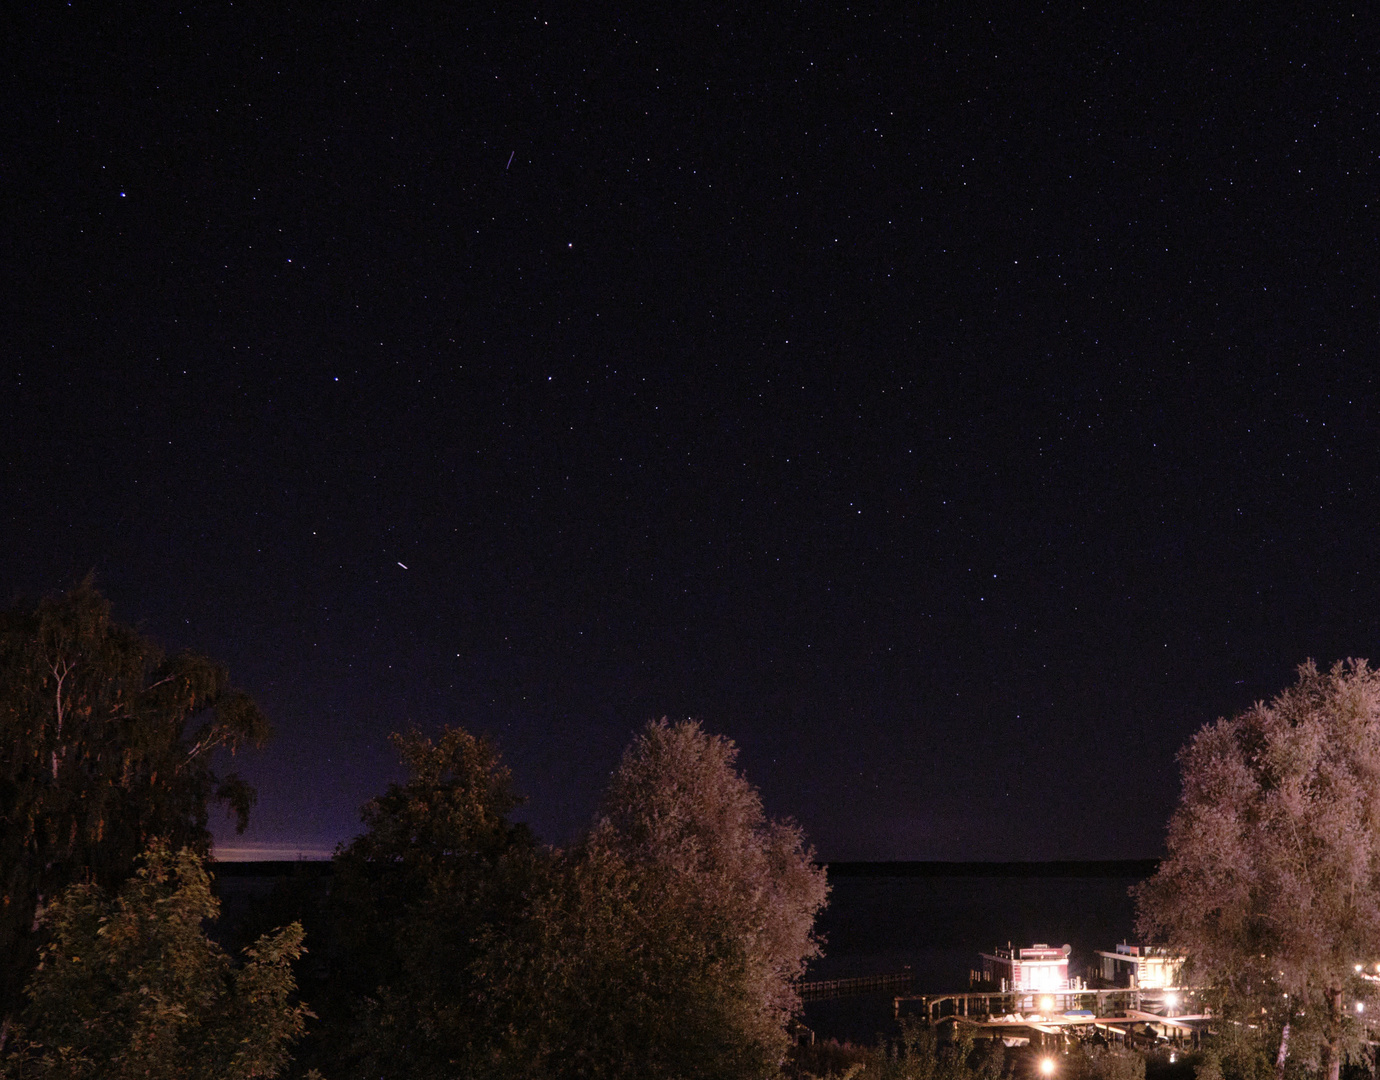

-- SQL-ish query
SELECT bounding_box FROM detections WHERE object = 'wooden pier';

[800,971,915,1000]
[894,987,1206,1042]
[897,986,1195,1022]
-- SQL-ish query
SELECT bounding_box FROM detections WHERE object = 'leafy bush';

[1,844,309,1080]
[787,1021,1008,1080]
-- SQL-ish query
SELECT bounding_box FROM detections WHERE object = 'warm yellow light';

[1038,995,1055,1013]
[1165,993,1179,1008]
[1357,1002,1366,1014]
[1040,1058,1056,1076]
[1358,965,1365,973]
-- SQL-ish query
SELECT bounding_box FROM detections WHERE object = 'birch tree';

[1135,660,1380,1080]
[0,582,269,1029]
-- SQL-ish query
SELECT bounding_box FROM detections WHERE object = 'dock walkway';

[800,971,915,1000]
[893,988,1207,1046]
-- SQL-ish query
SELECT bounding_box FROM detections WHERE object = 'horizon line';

[209,849,1161,871]
[212,843,337,862]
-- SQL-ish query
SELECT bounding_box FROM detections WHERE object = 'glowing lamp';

[1357,1002,1366,1014]
[1040,1058,1056,1077]
[1165,993,1179,1008]
[1038,995,1055,1013]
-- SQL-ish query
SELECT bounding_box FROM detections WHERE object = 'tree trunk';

[1324,986,1343,1080]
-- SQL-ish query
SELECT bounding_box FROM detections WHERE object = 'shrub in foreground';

[1,843,310,1080]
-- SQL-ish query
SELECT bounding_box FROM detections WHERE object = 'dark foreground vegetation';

[785,1022,1376,1080]
[6,586,1380,1080]
[0,585,828,1078]
[788,1025,1148,1080]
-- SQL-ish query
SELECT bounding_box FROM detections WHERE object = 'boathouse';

[979,943,1072,993]
[1094,944,1182,989]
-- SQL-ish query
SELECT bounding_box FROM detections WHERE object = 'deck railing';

[896,987,1197,1023]
[799,971,915,1000]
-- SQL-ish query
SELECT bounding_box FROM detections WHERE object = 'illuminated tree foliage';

[1,843,310,1080]
[589,718,830,1070]
[0,582,269,1025]
[1136,660,1380,1080]
[477,842,776,1080]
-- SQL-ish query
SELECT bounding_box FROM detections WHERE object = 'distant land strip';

[822,860,1160,879]
[214,860,334,876]
[210,858,1162,880]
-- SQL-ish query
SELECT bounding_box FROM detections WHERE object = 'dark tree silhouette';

[323,727,539,1079]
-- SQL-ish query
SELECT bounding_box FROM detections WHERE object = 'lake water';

[801,871,1147,1044]
[213,862,1150,1046]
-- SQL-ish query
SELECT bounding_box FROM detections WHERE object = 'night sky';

[6,8,1380,861]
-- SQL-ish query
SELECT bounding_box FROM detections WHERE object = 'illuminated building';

[1094,943,1183,989]
[979,943,1073,993]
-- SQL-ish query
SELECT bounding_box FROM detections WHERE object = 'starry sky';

[5,7,1380,861]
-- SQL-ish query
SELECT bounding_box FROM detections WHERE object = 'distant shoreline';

[824,859,1159,878]
[211,858,1162,879]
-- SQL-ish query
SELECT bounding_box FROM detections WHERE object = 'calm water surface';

[801,874,1145,1043]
